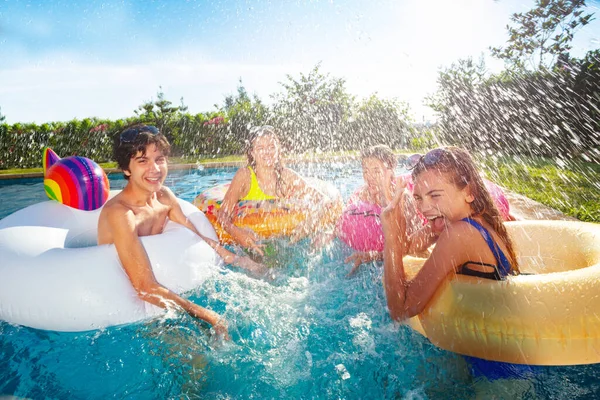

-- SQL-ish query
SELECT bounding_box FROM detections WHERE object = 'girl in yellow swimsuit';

[217,126,333,255]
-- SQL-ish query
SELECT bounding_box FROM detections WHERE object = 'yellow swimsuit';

[240,167,277,201]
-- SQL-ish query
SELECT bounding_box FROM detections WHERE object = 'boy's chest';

[133,203,169,236]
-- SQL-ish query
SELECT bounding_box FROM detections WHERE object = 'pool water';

[1,163,599,399]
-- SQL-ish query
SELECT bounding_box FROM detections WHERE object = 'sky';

[1,0,599,124]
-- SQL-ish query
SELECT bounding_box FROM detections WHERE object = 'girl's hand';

[345,251,380,276]
[235,228,265,256]
[381,183,407,224]
[381,184,409,253]
[289,222,310,244]
[289,211,321,244]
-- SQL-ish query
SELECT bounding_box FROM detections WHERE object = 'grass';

[482,157,600,223]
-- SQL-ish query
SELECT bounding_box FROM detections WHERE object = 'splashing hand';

[237,229,265,256]
[289,219,313,244]
[345,251,379,277]
[211,317,230,341]
[233,255,272,280]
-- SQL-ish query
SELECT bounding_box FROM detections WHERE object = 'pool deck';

[505,192,576,221]
[0,159,576,221]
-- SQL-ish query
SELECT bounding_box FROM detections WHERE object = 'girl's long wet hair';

[411,146,519,273]
[244,126,285,197]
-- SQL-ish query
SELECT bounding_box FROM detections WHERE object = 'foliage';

[490,0,594,71]
[425,57,490,150]
[426,50,600,158]
[408,125,438,151]
[346,95,413,150]
[0,119,118,169]
[134,87,189,145]
[218,80,270,151]
[271,64,355,152]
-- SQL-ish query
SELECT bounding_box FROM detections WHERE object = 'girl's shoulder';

[437,219,490,249]
[233,165,252,180]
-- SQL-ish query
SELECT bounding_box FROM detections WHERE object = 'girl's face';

[362,158,392,194]
[412,169,474,223]
[251,134,280,168]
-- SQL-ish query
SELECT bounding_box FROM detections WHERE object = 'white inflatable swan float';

[0,195,221,332]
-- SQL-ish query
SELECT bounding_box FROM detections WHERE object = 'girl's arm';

[381,189,409,321]
[381,190,463,321]
[216,168,265,255]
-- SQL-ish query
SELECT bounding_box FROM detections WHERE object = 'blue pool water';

[1,163,599,399]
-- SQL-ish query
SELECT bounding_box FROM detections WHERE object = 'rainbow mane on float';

[43,148,110,211]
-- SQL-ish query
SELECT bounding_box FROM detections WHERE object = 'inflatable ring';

[405,220,600,366]
[0,193,221,332]
[194,179,343,243]
[337,201,384,252]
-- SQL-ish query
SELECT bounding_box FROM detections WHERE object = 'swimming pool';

[1,163,599,399]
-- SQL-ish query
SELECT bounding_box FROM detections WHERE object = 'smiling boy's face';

[124,144,168,192]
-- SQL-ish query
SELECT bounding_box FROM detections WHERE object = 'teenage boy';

[98,124,265,338]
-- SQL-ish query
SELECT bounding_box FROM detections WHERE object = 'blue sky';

[1,0,599,123]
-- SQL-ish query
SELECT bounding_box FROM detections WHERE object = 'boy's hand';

[211,317,230,341]
[233,255,271,279]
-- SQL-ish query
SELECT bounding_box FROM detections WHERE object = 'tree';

[134,87,188,144]
[0,107,5,123]
[491,0,594,71]
[219,79,269,147]
[345,95,413,150]
[271,64,355,152]
[425,57,490,148]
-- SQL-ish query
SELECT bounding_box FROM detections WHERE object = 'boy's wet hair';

[360,145,397,169]
[114,123,171,180]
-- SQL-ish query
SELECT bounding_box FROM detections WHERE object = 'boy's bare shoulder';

[156,186,177,205]
[100,193,132,220]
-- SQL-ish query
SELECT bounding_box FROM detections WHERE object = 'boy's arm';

[106,204,228,338]
[164,188,269,276]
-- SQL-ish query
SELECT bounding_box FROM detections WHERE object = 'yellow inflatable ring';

[405,220,600,366]
[193,179,343,244]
